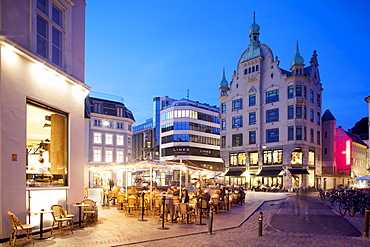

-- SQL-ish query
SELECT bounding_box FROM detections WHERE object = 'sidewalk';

[15,191,289,246]
[13,191,370,247]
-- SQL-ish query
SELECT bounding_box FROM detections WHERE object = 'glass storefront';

[26,99,68,187]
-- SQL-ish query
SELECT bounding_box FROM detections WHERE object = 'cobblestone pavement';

[5,192,370,247]
[122,197,370,247]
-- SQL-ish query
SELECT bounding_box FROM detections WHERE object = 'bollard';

[364,209,370,237]
[138,192,147,222]
[157,195,169,230]
[258,211,263,236]
[226,192,229,211]
[208,207,214,235]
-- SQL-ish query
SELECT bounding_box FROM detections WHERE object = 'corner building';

[84,94,135,189]
[0,0,88,240]
[219,14,322,190]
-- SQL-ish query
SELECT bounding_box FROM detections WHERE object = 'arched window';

[252,66,255,72]
[244,68,248,75]
[256,65,259,71]
[249,68,251,73]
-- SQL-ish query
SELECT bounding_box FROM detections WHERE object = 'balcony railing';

[322,167,351,177]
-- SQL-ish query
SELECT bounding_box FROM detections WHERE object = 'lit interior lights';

[102,120,110,127]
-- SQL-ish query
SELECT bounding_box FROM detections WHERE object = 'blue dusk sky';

[85,0,370,131]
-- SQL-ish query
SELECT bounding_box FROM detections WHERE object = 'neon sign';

[346,140,351,165]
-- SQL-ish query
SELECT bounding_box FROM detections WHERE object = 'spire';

[291,40,305,68]
[219,68,229,90]
[249,11,260,44]
[243,12,263,62]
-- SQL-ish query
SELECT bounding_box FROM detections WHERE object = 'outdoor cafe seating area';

[6,198,98,247]
[5,184,245,246]
[98,185,246,225]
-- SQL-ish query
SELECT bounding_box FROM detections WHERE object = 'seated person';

[172,187,180,196]
[180,189,190,203]
[201,190,211,202]
[211,189,221,199]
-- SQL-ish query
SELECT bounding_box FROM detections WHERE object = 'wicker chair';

[210,198,222,213]
[7,211,34,247]
[198,199,210,218]
[51,205,74,236]
[178,203,195,224]
[117,194,126,210]
[125,197,138,215]
[81,199,97,224]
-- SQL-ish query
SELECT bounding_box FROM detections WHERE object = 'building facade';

[0,0,89,240]
[85,93,135,188]
[219,14,322,190]
[322,109,369,189]
[133,96,223,187]
[366,96,370,177]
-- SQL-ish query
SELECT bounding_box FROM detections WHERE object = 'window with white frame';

[128,137,131,147]
[117,135,124,145]
[105,150,113,162]
[221,103,226,113]
[232,98,243,111]
[232,116,243,128]
[249,94,256,106]
[266,108,279,123]
[93,149,101,161]
[116,150,124,163]
[221,119,226,130]
[93,132,102,144]
[93,119,102,127]
[117,122,124,130]
[36,0,64,67]
[105,134,113,145]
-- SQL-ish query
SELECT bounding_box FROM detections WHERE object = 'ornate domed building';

[219,13,323,190]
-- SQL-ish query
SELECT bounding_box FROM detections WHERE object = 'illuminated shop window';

[230,153,237,166]
[291,148,303,165]
[263,149,282,165]
[308,150,315,166]
[249,151,258,166]
[26,99,68,187]
[238,152,246,166]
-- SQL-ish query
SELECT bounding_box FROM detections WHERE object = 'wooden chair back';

[51,204,66,218]
[82,199,95,211]
[8,211,23,230]
[7,211,34,246]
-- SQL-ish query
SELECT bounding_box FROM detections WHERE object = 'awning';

[355,177,370,181]
[288,168,309,175]
[256,168,282,177]
[224,169,245,177]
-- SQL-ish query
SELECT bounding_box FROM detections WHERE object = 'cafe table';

[29,209,53,239]
[73,203,88,228]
